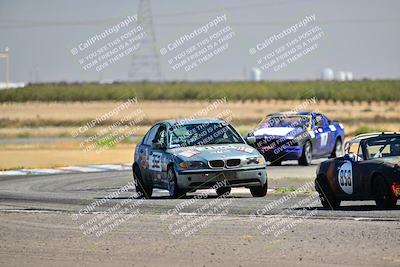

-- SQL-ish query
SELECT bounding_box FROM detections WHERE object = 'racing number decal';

[320,132,328,147]
[337,161,353,194]
[149,152,162,171]
[339,169,351,187]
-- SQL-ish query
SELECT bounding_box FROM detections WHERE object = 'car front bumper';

[259,145,303,161]
[175,167,267,190]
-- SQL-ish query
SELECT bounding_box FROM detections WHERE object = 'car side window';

[143,125,159,146]
[348,142,363,161]
[314,114,324,128]
[153,125,167,146]
[391,143,400,156]
[348,143,358,154]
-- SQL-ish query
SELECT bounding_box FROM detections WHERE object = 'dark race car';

[132,118,267,199]
[315,132,400,209]
[245,112,345,166]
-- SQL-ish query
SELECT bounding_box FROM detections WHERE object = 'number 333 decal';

[149,152,162,172]
[337,161,353,194]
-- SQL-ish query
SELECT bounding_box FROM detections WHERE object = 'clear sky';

[0,0,399,82]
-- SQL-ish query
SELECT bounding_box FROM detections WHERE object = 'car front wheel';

[299,141,312,166]
[315,178,341,209]
[269,159,282,166]
[133,165,152,199]
[330,138,343,158]
[373,176,397,209]
[250,180,268,197]
[167,167,184,198]
[216,187,231,197]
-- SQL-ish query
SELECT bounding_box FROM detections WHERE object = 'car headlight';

[179,161,206,169]
[246,156,265,165]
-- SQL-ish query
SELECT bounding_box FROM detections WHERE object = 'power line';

[1,17,399,29]
[1,0,399,29]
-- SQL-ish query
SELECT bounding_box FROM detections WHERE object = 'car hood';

[168,143,260,161]
[253,126,305,138]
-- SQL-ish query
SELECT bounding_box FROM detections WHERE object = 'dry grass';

[1,100,399,124]
[0,100,399,136]
[0,140,135,169]
[0,126,151,138]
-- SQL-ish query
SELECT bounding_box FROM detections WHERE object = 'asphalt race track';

[0,162,399,266]
[0,167,399,219]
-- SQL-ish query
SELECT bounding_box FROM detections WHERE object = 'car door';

[356,139,385,197]
[312,114,332,156]
[148,124,168,188]
[335,142,363,198]
[138,124,160,181]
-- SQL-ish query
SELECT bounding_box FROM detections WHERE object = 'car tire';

[373,175,397,209]
[299,141,312,166]
[167,167,184,198]
[269,159,282,166]
[216,187,231,197]
[133,165,152,199]
[315,178,341,209]
[330,138,343,158]
[250,180,268,197]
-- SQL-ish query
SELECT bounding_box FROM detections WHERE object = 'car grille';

[226,159,241,167]
[208,159,242,168]
[209,160,225,168]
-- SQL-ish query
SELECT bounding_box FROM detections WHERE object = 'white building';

[0,82,26,89]
[321,68,334,81]
[251,67,261,81]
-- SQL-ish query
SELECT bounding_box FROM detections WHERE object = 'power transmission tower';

[129,0,163,81]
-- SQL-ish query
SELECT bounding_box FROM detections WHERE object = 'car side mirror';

[246,136,256,145]
[152,142,165,150]
[344,153,355,161]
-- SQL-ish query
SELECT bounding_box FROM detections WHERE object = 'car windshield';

[169,122,244,147]
[365,136,400,159]
[256,115,311,129]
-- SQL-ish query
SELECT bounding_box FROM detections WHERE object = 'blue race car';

[245,112,345,166]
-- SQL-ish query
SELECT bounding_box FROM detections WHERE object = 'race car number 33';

[338,161,353,194]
